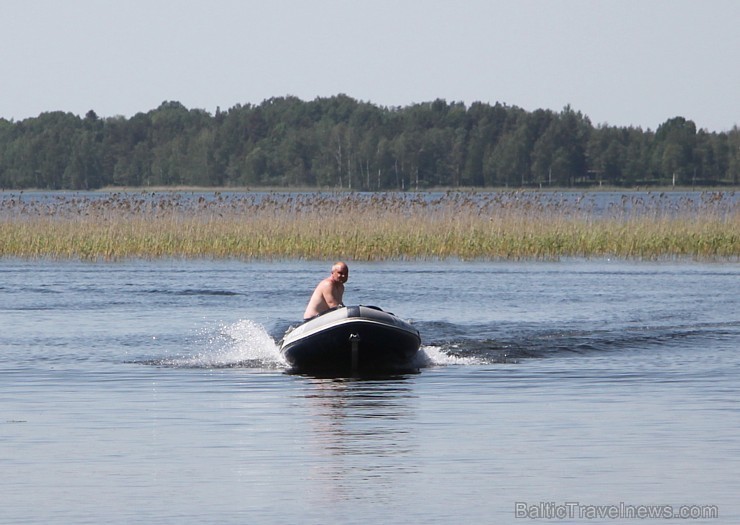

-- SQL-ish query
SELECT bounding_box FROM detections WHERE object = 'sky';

[2,0,739,132]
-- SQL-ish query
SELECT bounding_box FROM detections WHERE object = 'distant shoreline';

[2,185,738,194]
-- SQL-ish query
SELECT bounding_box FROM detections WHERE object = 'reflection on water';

[296,377,420,505]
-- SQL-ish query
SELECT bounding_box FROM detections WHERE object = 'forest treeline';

[1,95,738,190]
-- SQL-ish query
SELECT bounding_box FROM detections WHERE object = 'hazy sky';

[2,0,739,131]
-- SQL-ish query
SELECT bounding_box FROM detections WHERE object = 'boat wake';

[147,319,286,369]
[140,319,740,371]
[416,319,740,364]
[415,345,485,367]
[142,317,734,371]
[146,318,477,371]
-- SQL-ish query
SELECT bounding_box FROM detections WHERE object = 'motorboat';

[279,305,421,374]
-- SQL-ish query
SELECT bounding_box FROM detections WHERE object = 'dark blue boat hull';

[280,306,421,374]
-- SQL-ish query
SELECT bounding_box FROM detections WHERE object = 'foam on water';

[416,345,485,366]
[168,319,286,369]
[219,319,287,368]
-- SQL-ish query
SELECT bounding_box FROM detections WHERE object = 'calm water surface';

[1,259,739,524]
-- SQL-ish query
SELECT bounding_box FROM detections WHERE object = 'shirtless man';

[303,262,349,320]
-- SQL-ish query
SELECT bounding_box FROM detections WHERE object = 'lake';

[1,258,738,524]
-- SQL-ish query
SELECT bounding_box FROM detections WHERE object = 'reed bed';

[0,191,737,261]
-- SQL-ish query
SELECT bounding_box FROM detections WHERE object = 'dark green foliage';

[1,96,738,189]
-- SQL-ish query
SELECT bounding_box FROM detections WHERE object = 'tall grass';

[0,191,737,260]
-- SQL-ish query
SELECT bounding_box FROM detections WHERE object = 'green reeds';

[0,191,737,261]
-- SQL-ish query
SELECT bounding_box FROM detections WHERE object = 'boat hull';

[280,306,421,374]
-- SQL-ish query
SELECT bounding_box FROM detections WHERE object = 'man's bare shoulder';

[318,276,334,289]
